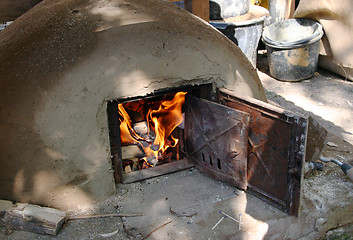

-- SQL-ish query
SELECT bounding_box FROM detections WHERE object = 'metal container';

[262,18,324,81]
[210,0,250,20]
[210,5,269,67]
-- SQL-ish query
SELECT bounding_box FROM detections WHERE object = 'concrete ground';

[257,52,353,239]
[257,51,353,147]
[1,53,353,240]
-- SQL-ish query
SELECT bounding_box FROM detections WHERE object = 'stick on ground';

[169,206,197,218]
[68,213,144,221]
[141,220,172,240]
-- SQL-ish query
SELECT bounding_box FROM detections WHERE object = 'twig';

[219,211,242,231]
[238,214,242,231]
[68,213,144,221]
[211,216,225,231]
[141,221,172,240]
[169,206,197,218]
[219,211,239,223]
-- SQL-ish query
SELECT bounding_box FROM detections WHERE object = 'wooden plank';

[168,0,209,22]
[3,203,67,235]
[285,0,295,19]
[122,145,145,159]
[191,0,209,22]
[123,158,194,183]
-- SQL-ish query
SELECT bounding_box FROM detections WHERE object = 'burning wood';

[124,165,132,173]
[118,92,186,170]
[133,121,149,138]
[122,145,145,159]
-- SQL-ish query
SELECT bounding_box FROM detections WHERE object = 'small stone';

[327,142,338,148]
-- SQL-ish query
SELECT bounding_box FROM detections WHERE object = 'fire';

[118,92,187,167]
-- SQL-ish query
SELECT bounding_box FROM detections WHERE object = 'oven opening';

[107,84,214,183]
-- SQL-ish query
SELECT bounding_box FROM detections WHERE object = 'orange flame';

[118,104,146,144]
[148,92,186,153]
[118,92,187,167]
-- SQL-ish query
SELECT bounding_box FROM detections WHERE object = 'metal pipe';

[319,156,353,182]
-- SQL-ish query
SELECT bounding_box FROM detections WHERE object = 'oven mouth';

[107,84,214,183]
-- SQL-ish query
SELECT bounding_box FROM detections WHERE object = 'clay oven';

[0,0,267,210]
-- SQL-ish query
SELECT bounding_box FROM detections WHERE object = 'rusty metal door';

[184,94,250,190]
[218,89,308,216]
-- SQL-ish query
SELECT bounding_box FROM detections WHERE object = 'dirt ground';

[1,51,353,240]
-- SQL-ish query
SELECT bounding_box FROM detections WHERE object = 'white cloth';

[294,0,353,80]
